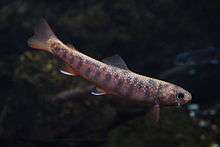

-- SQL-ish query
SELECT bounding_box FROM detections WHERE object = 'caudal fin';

[28,19,58,52]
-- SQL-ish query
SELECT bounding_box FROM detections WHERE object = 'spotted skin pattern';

[46,39,191,107]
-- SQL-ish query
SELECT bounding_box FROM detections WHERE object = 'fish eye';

[176,93,184,99]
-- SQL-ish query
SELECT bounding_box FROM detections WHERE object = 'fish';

[175,47,220,66]
[28,19,192,122]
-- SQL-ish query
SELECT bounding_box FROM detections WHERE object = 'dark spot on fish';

[94,70,101,81]
[148,79,157,88]
[50,43,56,50]
[102,73,112,86]
[62,50,67,59]
[137,81,143,90]
[102,67,107,72]
[126,84,134,96]
[127,76,132,82]
[105,73,112,81]
[76,57,83,70]
[114,73,119,80]
[144,86,150,97]
[85,68,91,77]
[127,77,141,96]
[144,90,149,97]
[53,47,62,54]
[133,77,139,87]
[116,78,124,90]
[70,56,75,64]
[92,63,100,69]
[85,59,90,65]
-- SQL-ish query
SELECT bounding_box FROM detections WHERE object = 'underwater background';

[0,0,220,146]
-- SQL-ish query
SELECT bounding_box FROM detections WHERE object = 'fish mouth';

[184,92,192,102]
[175,99,182,107]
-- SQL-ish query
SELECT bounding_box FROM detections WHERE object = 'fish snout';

[183,91,192,103]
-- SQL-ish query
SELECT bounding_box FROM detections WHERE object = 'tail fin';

[28,19,58,52]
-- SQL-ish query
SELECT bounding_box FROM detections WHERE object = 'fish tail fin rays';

[28,19,59,52]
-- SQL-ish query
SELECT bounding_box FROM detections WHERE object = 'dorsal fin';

[102,54,129,70]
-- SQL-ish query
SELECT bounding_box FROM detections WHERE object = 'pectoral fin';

[60,70,76,76]
[91,87,107,96]
[147,104,160,123]
[60,65,79,76]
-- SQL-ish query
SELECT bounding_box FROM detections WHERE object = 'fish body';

[51,42,158,104]
[175,47,220,65]
[28,20,192,122]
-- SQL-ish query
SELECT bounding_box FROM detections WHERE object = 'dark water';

[0,0,220,147]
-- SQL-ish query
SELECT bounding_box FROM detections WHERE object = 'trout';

[28,20,192,122]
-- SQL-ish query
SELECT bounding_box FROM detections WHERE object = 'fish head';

[157,82,192,106]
